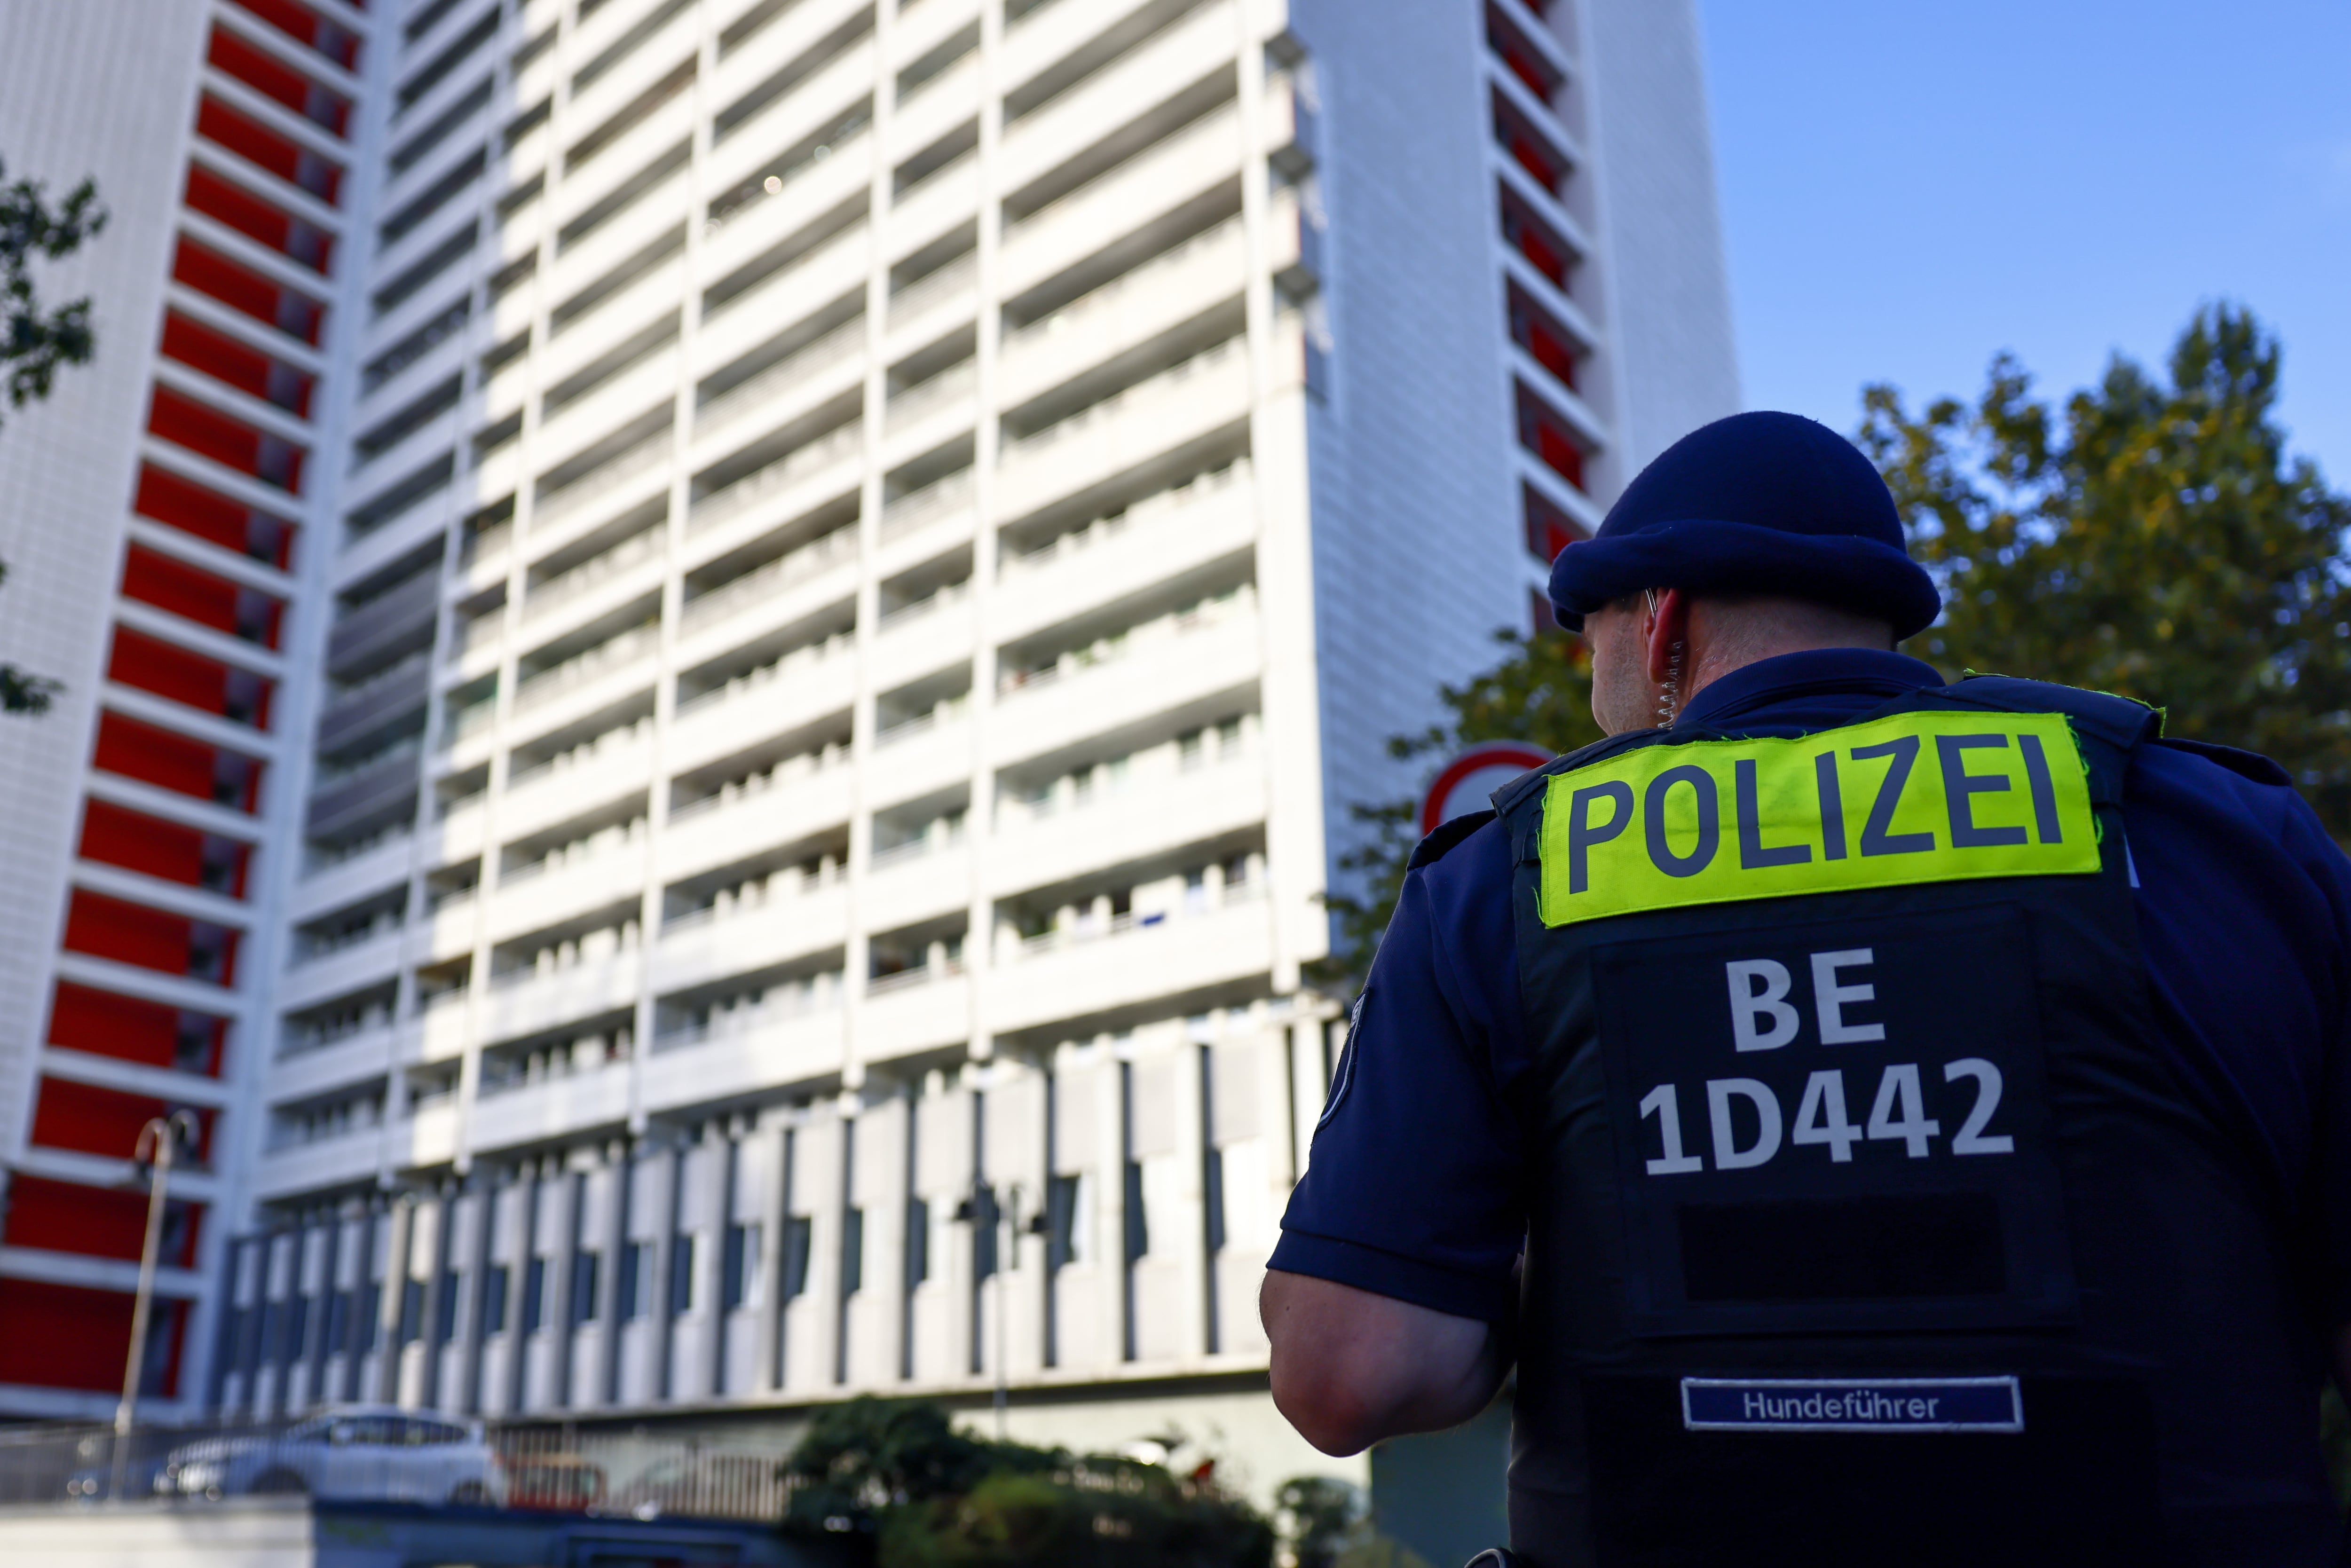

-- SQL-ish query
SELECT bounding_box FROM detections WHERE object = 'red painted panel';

[158,312,314,418]
[182,164,333,275]
[79,799,206,886]
[3,1178,150,1259]
[1516,384,1588,492]
[223,0,363,71]
[62,891,197,977]
[106,627,276,731]
[205,24,351,136]
[0,1279,137,1394]
[48,982,191,1071]
[194,95,342,205]
[170,238,324,347]
[1523,481,1586,564]
[134,463,299,567]
[91,711,263,813]
[122,544,284,649]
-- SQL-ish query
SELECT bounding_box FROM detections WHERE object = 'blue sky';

[1694,0,2351,486]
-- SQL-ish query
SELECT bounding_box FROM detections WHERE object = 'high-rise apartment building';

[0,0,1736,1482]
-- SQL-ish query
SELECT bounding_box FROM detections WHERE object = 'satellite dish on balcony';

[1419,742,1554,837]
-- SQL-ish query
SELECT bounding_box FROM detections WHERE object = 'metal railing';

[688,423,862,533]
[695,315,866,433]
[513,623,661,713]
[679,527,858,630]
[0,1415,794,1523]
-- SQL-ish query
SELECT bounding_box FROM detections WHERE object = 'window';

[570,1248,600,1324]
[903,1198,929,1287]
[481,1261,510,1334]
[521,1255,546,1332]
[839,1207,864,1295]
[619,1239,649,1319]
[670,1233,697,1313]
[722,1222,760,1310]
[398,1276,426,1343]
[435,1272,462,1342]
[781,1215,813,1299]
[1044,1172,1084,1268]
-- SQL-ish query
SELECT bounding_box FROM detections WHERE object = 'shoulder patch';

[2154,736,2292,787]
[1408,809,1497,870]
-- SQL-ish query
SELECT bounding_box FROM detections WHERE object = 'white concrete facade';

[0,0,1736,1460]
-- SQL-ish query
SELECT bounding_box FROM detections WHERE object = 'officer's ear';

[1643,587,1692,685]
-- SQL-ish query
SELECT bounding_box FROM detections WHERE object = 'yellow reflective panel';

[1536,712,2100,927]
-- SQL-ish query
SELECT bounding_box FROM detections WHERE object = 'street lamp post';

[955,1180,1023,1440]
[112,1110,199,1502]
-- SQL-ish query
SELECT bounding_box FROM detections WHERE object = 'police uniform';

[1274,416,2351,1566]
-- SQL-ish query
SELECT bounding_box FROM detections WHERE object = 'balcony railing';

[1005,337,1244,462]
[696,315,865,433]
[866,956,963,996]
[869,823,963,870]
[1006,213,1244,350]
[876,579,968,633]
[689,423,862,533]
[513,623,661,713]
[535,431,672,527]
[525,529,664,621]
[884,359,975,433]
[874,693,966,746]
[680,526,857,631]
[1007,100,1240,238]
[660,864,843,933]
[887,252,975,323]
[651,978,839,1052]
[667,745,846,821]
[879,468,972,540]
[1010,880,1262,960]
[675,631,852,717]
[997,590,1252,698]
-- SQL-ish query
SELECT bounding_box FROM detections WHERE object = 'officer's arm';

[1262,1268,1509,1456]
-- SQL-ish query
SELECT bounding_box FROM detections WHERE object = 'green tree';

[1320,303,2351,984]
[1,158,108,714]
[779,1398,1273,1568]
[1313,628,1602,986]
[1860,303,2351,831]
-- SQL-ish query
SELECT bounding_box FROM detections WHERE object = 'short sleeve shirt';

[1272,650,2351,1324]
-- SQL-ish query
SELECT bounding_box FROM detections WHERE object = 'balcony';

[995,461,1253,634]
[678,525,857,635]
[988,750,1264,902]
[653,879,849,999]
[690,421,863,536]
[859,963,968,1063]
[1000,216,1245,406]
[878,467,971,543]
[479,951,643,1044]
[999,99,1242,300]
[884,357,975,436]
[668,655,857,780]
[639,996,843,1116]
[467,1056,633,1153]
[661,755,854,881]
[513,621,661,717]
[994,340,1250,520]
[993,603,1260,768]
[985,886,1269,1037]
[696,315,865,437]
[523,526,665,625]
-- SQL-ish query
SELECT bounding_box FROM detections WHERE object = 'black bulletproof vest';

[1489,678,2336,1568]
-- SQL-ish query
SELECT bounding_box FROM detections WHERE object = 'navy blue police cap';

[1547,411,1941,640]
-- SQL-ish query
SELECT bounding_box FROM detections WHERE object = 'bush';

[781,1399,1274,1568]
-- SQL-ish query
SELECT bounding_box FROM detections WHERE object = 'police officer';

[1262,411,2351,1566]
